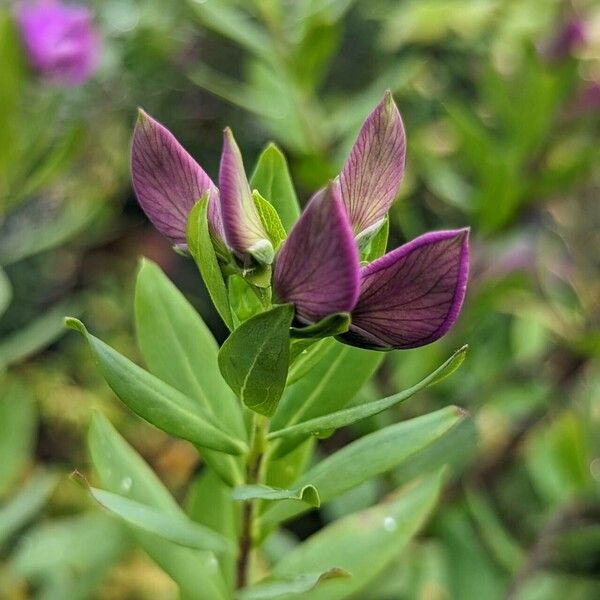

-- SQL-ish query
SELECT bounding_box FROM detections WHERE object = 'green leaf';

[260,407,466,529]
[80,481,234,555]
[290,313,351,339]
[187,196,233,330]
[0,266,11,318]
[250,144,300,231]
[253,190,287,251]
[88,412,229,600]
[0,299,78,369]
[186,470,240,592]
[233,484,320,507]
[269,472,444,600]
[0,471,58,548]
[218,305,294,417]
[237,569,350,600]
[10,513,128,591]
[271,341,384,457]
[364,216,389,262]
[269,346,468,440]
[287,338,333,385]
[135,259,245,485]
[228,274,264,326]
[0,379,37,497]
[67,318,246,455]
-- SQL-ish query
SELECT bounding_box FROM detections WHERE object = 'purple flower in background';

[542,18,587,61]
[339,90,406,241]
[16,0,101,86]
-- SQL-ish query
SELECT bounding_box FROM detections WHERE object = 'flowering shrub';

[67,93,471,597]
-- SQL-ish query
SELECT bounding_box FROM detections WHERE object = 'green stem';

[236,414,269,589]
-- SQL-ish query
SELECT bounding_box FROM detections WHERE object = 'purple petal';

[219,128,271,262]
[131,110,222,247]
[342,229,469,350]
[16,0,101,86]
[339,90,406,235]
[274,181,360,323]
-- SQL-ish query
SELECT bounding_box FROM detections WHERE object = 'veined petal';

[274,182,360,324]
[342,229,469,350]
[219,128,272,263]
[131,110,222,247]
[339,90,406,235]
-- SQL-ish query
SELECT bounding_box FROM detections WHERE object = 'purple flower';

[339,90,406,240]
[542,18,587,61]
[274,181,360,323]
[16,0,101,86]
[341,229,470,350]
[219,128,273,265]
[131,110,223,249]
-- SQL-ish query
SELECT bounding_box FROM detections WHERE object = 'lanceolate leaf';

[250,143,300,232]
[268,346,468,439]
[67,318,246,456]
[82,484,234,555]
[260,407,466,528]
[135,259,245,485]
[218,305,294,416]
[253,190,287,251]
[290,313,351,339]
[271,342,383,457]
[233,484,320,507]
[269,472,444,600]
[237,569,350,600]
[187,196,234,330]
[88,412,229,600]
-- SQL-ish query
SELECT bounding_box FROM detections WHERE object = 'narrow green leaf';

[269,472,444,600]
[269,346,468,440]
[135,259,245,485]
[218,305,294,416]
[287,338,333,385]
[0,299,78,369]
[88,412,228,600]
[187,196,233,330]
[0,266,11,318]
[80,482,234,555]
[271,341,383,457]
[261,407,466,528]
[253,190,287,251]
[67,318,246,456]
[0,379,37,497]
[250,143,300,231]
[237,569,350,600]
[186,470,240,592]
[233,484,320,507]
[290,313,351,339]
[364,216,389,262]
[0,471,58,547]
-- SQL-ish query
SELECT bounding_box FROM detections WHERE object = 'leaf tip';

[65,316,86,334]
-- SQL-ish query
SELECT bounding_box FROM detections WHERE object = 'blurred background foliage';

[1,0,599,598]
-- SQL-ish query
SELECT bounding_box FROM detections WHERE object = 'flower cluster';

[131,92,469,350]
[16,0,100,86]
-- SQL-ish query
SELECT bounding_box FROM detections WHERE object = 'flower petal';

[342,229,469,350]
[219,128,272,263]
[274,181,360,323]
[339,90,406,235]
[131,110,222,247]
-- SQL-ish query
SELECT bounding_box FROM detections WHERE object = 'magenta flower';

[274,181,360,324]
[339,90,406,241]
[131,110,223,249]
[130,92,470,350]
[16,0,101,86]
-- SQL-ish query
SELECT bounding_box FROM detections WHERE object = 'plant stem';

[236,414,269,589]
